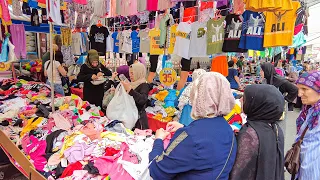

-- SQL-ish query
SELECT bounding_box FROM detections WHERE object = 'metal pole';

[49,22,55,113]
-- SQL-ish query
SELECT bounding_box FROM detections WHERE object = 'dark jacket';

[129,83,149,130]
[77,64,112,108]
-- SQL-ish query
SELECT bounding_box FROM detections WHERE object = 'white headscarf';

[190,72,235,120]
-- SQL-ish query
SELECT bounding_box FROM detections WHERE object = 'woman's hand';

[92,74,98,80]
[111,72,118,81]
[121,80,132,92]
[166,121,184,133]
[97,72,104,77]
[155,128,170,140]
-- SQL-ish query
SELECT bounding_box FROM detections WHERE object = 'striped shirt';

[296,107,320,180]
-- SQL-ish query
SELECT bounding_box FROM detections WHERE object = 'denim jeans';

[46,81,65,96]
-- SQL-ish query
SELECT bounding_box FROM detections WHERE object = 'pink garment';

[52,113,72,130]
[127,0,138,16]
[134,129,152,136]
[163,133,173,149]
[73,0,87,5]
[294,24,304,35]
[71,170,93,180]
[147,0,158,11]
[158,0,173,11]
[0,0,11,23]
[25,136,47,171]
[21,134,31,153]
[190,72,235,119]
[275,68,285,77]
[121,142,138,164]
[9,24,27,59]
[233,0,245,14]
[80,122,102,140]
[64,142,96,164]
[47,153,61,166]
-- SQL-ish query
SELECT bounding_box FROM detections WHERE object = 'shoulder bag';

[284,126,308,180]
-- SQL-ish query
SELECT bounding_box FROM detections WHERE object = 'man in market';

[237,56,244,71]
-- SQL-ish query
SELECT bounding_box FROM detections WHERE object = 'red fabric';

[99,110,104,117]
[71,87,83,99]
[60,161,83,178]
[200,1,214,11]
[228,114,242,125]
[183,7,197,22]
[147,113,168,132]
[104,147,120,156]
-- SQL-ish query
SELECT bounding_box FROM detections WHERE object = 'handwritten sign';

[159,68,177,86]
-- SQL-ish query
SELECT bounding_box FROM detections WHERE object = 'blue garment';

[46,81,65,96]
[0,37,9,62]
[296,108,320,180]
[28,0,38,8]
[131,30,140,53]
[239,11,265,51]
[179,104,193,126]
[164,89,177,108]
[226,68,239,89]
[149,117,237,180]
[112,32,119,53]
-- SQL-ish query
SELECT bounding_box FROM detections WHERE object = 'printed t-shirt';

[263,1,301,47]
[117,31,124,53]
[226,68,239,89]
[222,14,246,52]
[147,0,158,11]
[47,0,62,25]
[245,0,293,12]
[112,32,119,53]
[137,0,147,12]
[239,11,265,51]
[173,22,192,60]
[121,30,132,53]
[210,55,228,76]
[131,30,140,53]
[149,29,164,55]
[168,25,177,54]
[138,29,150,53]
[207,17,225,55]
[189,22,207,57]
[159,14,170,48]
[89,25,109,54]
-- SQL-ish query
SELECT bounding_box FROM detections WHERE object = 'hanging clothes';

[138,28,150,53]
[89,25,109,55]
[9,24,26,59]
[47,0,62,25]
[168,24,177,55]
[0,0,12,26]
[207,17,225,55]
[173,22,192,60]
[0,37,9,62]
[12,0,22,16]
[149,28,164,55]
[189,21,207,57]
[61,27,72,46]
[210,55,228,77]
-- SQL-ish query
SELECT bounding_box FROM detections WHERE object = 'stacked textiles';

[0,78,156,180]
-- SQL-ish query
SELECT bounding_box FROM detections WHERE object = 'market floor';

[285,109,299,180]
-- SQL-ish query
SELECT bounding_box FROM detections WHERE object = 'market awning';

[11,20,62,34]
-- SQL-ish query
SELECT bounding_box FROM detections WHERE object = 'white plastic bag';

[106,84,139,129]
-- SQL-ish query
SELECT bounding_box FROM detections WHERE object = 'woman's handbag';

[284,126,308,180]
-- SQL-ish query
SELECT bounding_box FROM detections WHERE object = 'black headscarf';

[243,84,285,180]
[261,62,286,88]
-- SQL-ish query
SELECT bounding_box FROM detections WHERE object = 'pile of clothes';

[146,85,180,124]
[0,78,156,180]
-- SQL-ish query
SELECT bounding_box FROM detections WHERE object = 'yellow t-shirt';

[245,0,293,12]
[168,24,177,54]
[263,1,301,47]
[149,29,164,55]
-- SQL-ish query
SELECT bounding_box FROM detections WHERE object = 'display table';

[71,87,83,99]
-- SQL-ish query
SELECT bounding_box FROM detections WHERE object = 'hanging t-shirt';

[210,55,228,77]
[189,21,207,57]
[112,32,119,53]
[28,0,38,8]
[263,1,301,47]
[137,0,147,12]
[147,0,158,11]
[207,17,225,55]
[149,29,164,55]
[239,11,265,51]
[117,31,125,53]
[168,25,177,54]
[173,22,192,60]
[89,25,109,54]
[47,0,62,25]
[106,34,113,52]
[222,14,246,53]
[138,29,150,53]
[131,30,140,53]
[122,30,133,53]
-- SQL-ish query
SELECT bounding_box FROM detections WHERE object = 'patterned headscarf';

[296,71,320,132]
[190,72,235,120]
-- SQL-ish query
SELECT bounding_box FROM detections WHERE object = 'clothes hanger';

[97,20,103,27]
[214,10,222,20]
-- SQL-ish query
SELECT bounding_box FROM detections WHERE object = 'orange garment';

[183,7,196,22]
[211,56,228,77]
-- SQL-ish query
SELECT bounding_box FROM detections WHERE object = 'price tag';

[0,62,11,71]
[159,68,177,87]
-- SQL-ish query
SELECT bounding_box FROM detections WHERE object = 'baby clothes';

[12,0,22,16]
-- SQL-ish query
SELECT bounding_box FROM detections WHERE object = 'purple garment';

[10,24,27,59]
[217,0,228,7]
[117,65,130,79]
[64,142,96,163]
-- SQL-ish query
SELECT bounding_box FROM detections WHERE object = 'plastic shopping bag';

[106,84,138,129]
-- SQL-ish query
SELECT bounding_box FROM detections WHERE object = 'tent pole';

[49,22,55,113]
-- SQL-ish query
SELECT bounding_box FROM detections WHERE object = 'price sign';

[159,68,177,86]
[0,62,11,71]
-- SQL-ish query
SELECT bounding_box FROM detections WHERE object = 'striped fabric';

[296,107,320,180]
[0,71,12,81]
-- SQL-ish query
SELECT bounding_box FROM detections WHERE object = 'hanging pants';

[10,24,27,59]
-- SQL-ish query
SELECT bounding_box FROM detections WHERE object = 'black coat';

[77,64,112,108]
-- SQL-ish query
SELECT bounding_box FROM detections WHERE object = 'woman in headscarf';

[293,71,320,180]
[178,69,206,126]
[105,65,130,91]
[149,72,237,180]
[121,63,149,129]
[230,84,285,180]
[260,62,298,134]
[77,49,112,108]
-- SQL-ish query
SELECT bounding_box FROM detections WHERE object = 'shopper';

[105,65,130,91]
[120,63,149,129]
[260,62,298,134]
[293,71,320,180]
[44,51,68,96]
[286,65,299,83]
[77,49,112,108]
[227,61,241,90]
[149,72,236,179]
[230,84,285,180]
[237,56,244,71]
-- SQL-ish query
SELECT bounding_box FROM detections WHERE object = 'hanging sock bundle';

[244,0,293,12]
